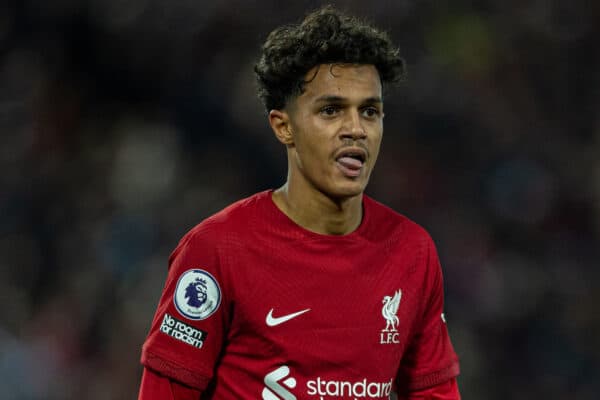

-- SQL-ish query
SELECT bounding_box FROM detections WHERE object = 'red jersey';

[141,191,459,399]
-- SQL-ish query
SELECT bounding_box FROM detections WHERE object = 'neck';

[272,182,363,235]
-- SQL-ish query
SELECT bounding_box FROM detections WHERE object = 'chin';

[326,181,367,200]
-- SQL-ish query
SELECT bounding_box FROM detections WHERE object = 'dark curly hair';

[254,6,406,112]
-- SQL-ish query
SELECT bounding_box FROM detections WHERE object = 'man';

[139,6,461,399]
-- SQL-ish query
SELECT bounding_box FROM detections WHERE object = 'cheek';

[302,138,332,172]
[369,130,383,159]
[295,125,334,163]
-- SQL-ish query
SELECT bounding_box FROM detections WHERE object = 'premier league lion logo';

[174,269,221,320]
[185,278,208,308]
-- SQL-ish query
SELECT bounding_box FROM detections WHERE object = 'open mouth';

[335,149,366,178]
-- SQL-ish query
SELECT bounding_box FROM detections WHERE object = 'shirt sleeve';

[396,377,461,399]
[140,224,230,390]
[396,235,460,391]
[138,367,202,400]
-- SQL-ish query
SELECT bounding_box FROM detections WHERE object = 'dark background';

[1,0,598,398]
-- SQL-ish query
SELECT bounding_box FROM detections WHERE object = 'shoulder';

[365,197,443,292]
[363,195,433,246]
[173,191,268,253]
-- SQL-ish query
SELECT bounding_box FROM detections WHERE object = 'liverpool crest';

[380,289,401,344]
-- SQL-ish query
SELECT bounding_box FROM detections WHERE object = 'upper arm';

[138,367,201,400]
[396,235,460,391]
[140,225,231,390]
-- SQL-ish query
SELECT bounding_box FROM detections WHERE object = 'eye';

[320,105,341,117]
[361,107,380,119]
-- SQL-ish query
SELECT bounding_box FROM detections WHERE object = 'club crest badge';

[174,269,221,320]
[380,289,401,344]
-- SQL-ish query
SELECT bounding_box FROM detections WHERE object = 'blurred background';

[1,0,599,398]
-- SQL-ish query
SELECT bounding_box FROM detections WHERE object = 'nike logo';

[266,308,311,327]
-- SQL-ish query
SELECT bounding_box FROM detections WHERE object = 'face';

[277,64,384,200]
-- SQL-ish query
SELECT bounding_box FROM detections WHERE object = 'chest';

[223,238,428,376]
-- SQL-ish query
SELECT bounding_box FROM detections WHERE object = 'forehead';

[299,64,382,103]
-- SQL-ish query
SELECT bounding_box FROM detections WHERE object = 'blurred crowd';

[1,0,599,399]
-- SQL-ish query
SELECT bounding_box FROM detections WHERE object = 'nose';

[340,109,366,141]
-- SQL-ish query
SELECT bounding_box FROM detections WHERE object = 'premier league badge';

[174,269,221,320]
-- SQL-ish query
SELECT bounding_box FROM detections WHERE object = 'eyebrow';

[313,95,383,104]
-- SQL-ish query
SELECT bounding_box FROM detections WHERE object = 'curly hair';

[254,6,406,112]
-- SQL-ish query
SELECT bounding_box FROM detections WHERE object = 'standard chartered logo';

[263,365,393,399]
[307,377,393,398]
[262,366,297,400]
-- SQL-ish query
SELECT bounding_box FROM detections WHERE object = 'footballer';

[138,6,461,399]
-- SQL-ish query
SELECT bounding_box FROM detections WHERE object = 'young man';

[139,6,460,399]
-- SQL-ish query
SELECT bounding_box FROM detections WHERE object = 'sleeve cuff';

[141,350,211,391]
[398,360,460,391]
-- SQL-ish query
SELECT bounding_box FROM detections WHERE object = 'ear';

[268,109,294,146]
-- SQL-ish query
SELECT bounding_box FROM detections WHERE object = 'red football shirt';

[141,190,459,399]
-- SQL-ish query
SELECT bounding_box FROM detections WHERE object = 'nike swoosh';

[266,308,311,327]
